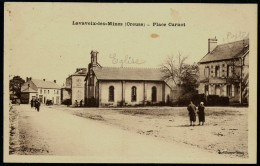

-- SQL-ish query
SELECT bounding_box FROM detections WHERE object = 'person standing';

[75,100,78,107]
[198,102,205,125]
[187,101,197,126]
[80,100,83,107]
[30,98,34,108]
[35,99,41,112]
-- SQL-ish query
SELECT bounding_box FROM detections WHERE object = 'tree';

[160,53,199,93]
[9,75,25,99]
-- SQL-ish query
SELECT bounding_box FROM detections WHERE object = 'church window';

[109,86,114,102]
[152,86,157,102]
[131,86,137,102]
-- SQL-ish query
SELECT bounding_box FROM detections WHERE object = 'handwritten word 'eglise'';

[109,53,146,67]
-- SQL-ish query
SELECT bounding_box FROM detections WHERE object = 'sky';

[4,3,257,86]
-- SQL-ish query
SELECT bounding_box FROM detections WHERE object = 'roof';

[93,67,165,81]
[21,87,37,93]
[31,79,61,89]
[71,68,88,76]
[199,39,249,63]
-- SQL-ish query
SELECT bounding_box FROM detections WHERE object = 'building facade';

[85,51,172,107]
[61,68,87,105]
[21,78,61,104]
[198,37,249,104]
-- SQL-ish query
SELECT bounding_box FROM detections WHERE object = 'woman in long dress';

[198,102,205,125]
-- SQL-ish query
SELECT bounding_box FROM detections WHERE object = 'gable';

[199,39,249,64]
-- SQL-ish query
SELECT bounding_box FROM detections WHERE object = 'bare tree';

[160,52,188,86]
[161,52,199,93]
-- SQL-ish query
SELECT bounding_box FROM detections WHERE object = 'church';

[85,51,172,107]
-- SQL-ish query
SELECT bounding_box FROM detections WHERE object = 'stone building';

[198,37,249,104]
[21,77,61,104]
[61,68,87,105]
[85,51,172,107]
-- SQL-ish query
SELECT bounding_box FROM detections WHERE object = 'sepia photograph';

[3,2,257,163]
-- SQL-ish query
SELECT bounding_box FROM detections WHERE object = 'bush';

[62,99,71,105]
[206,95,229,106]
[176,92,206,106]
[86,97,98,107]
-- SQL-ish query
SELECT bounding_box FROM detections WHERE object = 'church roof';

[31,79,61,89]
[93,67,165,81]
[199,39,249,64]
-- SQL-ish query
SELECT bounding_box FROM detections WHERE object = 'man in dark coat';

[80,100,83,107]
[35,99,41,112]
[187,101,196,126]
[198,102,205,125]
[30,99,34,108]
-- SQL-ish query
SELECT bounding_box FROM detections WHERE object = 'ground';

[8,104,248,162]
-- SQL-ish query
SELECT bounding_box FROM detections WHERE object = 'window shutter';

[223,85,226,96]
[231,84,235,97]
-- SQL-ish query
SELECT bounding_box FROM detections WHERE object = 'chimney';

[90,50,98,67]
[54,80,56,83]
[30,77,32,80]
[43,79,45,81]
[208,37,218,53]
[26,77,29,82]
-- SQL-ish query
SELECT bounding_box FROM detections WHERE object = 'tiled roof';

[21,87,37,93]
[72,68,88,76]
[32,79,61,89]
[93,67,165,81]
[199,39,249,63]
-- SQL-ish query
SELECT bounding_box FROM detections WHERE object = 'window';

[54,90,56,94]
[40,89,42,94]
[48,90,49,94]
[57,90,59,94]
[109,86,114,102]
[227,65,233,77]
[152,86,157,102]
[215,66,220,77]
[131,86,137,102]
[215,85,220,96]
[44,90,46,94]
[227,85,232,97]
[204,67,209,78]
[205,85,209,95]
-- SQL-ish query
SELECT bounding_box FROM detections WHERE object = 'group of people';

[187,101,205,126]
[30,98,41,112]
[74,100,83,107]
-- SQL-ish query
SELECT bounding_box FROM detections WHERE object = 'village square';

[8,37,250,161]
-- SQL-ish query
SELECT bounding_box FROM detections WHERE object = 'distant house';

[21,77,61,104]
[85,51,172,107]
[198,37,249,104]
[61,68,87,105]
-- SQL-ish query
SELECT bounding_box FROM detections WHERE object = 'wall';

[71,75,85,105]
[61,88,71,102]
[124,81,144,105]
[198,59,243,103]
[37,88,61,104]
[99,81,122,107]
[99,80,168,107]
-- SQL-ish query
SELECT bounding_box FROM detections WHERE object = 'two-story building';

[198,37,249,104]
[61,68,87,105]
[21,77,61,104]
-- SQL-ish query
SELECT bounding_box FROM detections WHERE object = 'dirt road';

[9,105,247,163]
